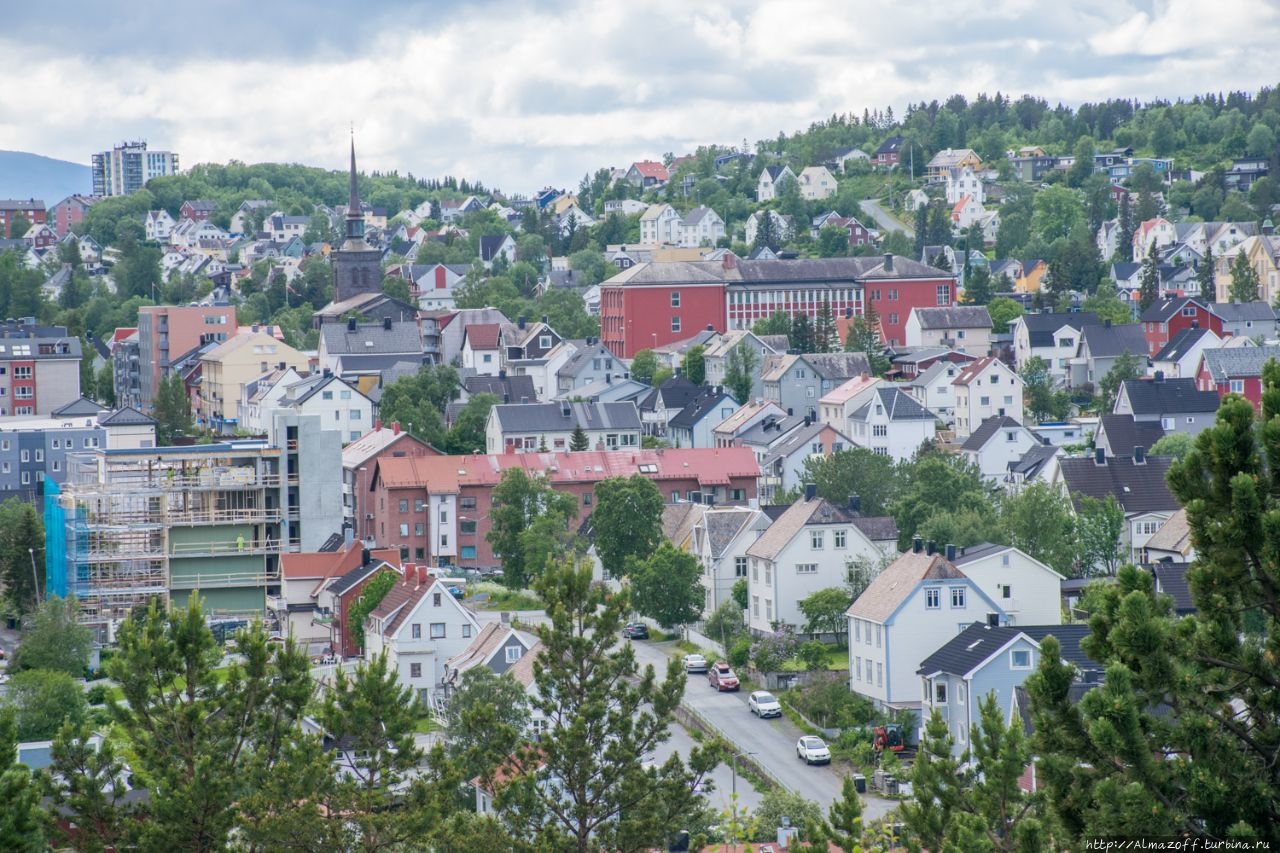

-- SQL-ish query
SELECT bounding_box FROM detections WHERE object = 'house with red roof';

[461,322,503,375]
[275,536,400,655]
[341,421,439,542]
[624,160,669,189]
[364,565,482,706]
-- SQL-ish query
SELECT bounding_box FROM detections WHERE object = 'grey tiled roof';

[803,351,872,380]
[1117,377,1218,414]
[703,509,760,559]
[1200,346,1280,382]
[960,415,1024,451]
[1008,443,1058,477]
[321,321,422,355]
[1058,454,1178,514]
[917,622,1028,677]
[668,388,735,430]
[1080,323,1147,359]
[491,401,641,433]
[852,387,936,422]
[1152,327,1212,362]
[1019,312,1101,348]
[912,306,991,330]
[1210,301,1276,322]
[98,406,157,427]
[1096,414,1165,457]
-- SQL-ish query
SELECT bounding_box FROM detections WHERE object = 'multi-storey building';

[367,447,760,569]
[91,141,179,197]
[0,199,47,238]
[136,305,238,409]
[0,320,83,415]
[600,254,956,357]
[197,331,309,431]
[47,195,97,238]
[45,413,342,636]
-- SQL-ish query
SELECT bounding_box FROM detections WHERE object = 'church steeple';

[345,135,365,242]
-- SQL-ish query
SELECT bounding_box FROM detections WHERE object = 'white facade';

[952,545,1064,626]
[693,508,769,614]
[1012,317,1089,383]
[145,210,176,242]
[962,421,1039,483]
[847,391,936,463]
[953,358,1025,440]
[944,166,984,205]
[639,204,681,245]
[797,166,838,201]
[756,166,796,202]
[677,208,726,248]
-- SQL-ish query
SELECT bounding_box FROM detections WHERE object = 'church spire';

[345,133,365,243]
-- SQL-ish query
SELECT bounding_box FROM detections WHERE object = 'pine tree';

[753,210,779,252]
[790,314,815,354]
[0,498,44,618]
[1197,245,1216,298]
[1138,239,1160,310]
[0,707,45,852]
[723,340,760,403]
[1115,193,1135,263]
[1228,250,1260,302]
[498,560,712,852]
[914,203,928,259]
[569,425,589,451]
[815,297,839,353]
[153,372,195,444]
[797,775,864,852]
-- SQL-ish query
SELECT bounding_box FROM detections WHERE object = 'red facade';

[1196,361,1264,407]
[865,277,957,346]
[49,196,93,238]
[601,281,725,358]
[1142,299,1223,356]
[0,201,46,238]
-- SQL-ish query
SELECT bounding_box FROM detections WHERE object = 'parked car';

[622,622,650,640]
[748,690,782,718]
[708,661,740,691]
[682,653,709,673]
[796,736,831,765]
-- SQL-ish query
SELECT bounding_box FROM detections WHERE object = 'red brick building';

[600,254,956,357]
[0,199,46,238]
[48,194,98,238]
[367,447,761,569]
[342,421,441,542]
[1140,296,1224,357]
[1197,345,1280,408]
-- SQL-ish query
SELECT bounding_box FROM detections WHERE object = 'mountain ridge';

[0,150,91,205]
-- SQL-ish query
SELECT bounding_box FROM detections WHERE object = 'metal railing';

[169,538,282,557]
[169,571,279,590]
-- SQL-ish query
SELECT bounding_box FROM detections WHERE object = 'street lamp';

[28,547,41,604]
[730,751,757,851]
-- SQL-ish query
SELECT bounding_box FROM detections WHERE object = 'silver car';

[748,690,782,718]
[682,653,709,673]
[796,735,831,765]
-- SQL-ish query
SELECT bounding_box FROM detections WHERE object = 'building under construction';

[45,414,342,635]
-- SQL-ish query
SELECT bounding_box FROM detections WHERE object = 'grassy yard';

[777,644,848,672]
[471,582,543,611]
[414,713,442,735]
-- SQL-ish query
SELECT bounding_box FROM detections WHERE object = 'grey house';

[762,352,873,421]
[1113,376,1219,436]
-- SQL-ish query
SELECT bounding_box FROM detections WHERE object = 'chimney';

[722,252,736,271]
[883,253,893,272]
[1105,318,1112,329]
[562,401,572,417]
[323,367,332,377]
[518,315,526,329]
[375,418,382,431]
[503,393,510,404]
[383,317,393,331]
[392,421,400,434]
[912,536,923,554]
[706,324,714,332]
[804,483,817,501]
[605,373,612,384]
[347,317,357,332]
[945,543,957,561]
[1154,370,1164,384]
[848,494,860,513]
[251,323,259,333]
[1134,446,1146,464]
[1095,447,1106,466]
[362,547,371,566]
[926,540,937,556]
[418,565,429,586]
[803,414,811,426]
[499,368,507,378]
[541,314,549,325]
[278,361,286,370]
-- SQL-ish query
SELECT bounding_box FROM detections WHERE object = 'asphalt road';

[861,197,913,238]
[630,638,899,824]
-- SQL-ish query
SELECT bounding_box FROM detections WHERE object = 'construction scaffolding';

[51,445,290,630]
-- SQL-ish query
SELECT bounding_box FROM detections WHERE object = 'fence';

[672,703,782,791]
[683,624,725,659]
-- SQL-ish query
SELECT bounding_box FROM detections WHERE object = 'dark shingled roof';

[637,374,701,414]
[803,351,873,381]
[1019,624,1099,672]
[1096,414,1165,457]
[1153,327,1213,363]
[1080,322,1148,359]
[1150,561,1196,615]
[1210,301,1276,322]
[668,387,735,430]
[1058,454,1179,514]
[1118,377,1220,414]
[1140,296,1210,324]
[491,401,641,433]
[1019,312,1102,348]
[917,622,1029,677]
[960,415,1025,451]
[852,387,935,422]
[1007,443,1058,478]
[98,406,157,427]
[463,373,537,403]
[320,321,422,356]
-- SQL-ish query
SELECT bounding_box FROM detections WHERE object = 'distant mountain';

[0,150,91,206]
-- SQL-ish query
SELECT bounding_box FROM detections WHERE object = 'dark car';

[622,622,650,640]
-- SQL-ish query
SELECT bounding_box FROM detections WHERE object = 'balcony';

[169,570,278,590]
[169,537,283,557]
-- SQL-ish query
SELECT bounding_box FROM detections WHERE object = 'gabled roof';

[758,421,851,470]
[1008,443,1059,478]
[1151,562,1195,614]
[917,622,1030,677]
[463,373,537,402]
[874,135,904,156]
[479,234,512,261]
[462,323,502,351]
[1144,508,1191,555]
[662,502,706,546]
[851,387,935,422]
[1018,625,1098,671]
[1200,346,1280,382]
[747,496,897,561]
[846,550,967,623]
[1018,312,1102,348]
[669,388,736,430]
[1153,327,1214,363]
[1080,323,1148,359]
[912,305,992,330]
[1096,414,1165,457]
[701,508,762,559]
[1118,377,1219,414]
[1058,454,1178,514]
[52,397,107,417]
[629,160,669,180]
[321,321,422,356]
[1210,301,1276,323]
[98,406,157,427]
[952,356,1009,386]
[325,556,399,597]
[803,352,873,381]
[960,415,1025,451]
[1140,296,1211,323]
[819,374,879,406]
[637,374,701,414]
[341,423,432,469]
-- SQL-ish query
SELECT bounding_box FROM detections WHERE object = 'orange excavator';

[873,723,906,754]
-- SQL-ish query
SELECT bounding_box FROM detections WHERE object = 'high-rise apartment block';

[91,141,179,197]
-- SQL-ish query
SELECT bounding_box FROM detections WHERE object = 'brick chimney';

[722,252,736,271]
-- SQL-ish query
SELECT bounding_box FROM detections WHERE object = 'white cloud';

[0,0,1276,194]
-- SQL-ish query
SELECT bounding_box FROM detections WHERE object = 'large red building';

[1140,296,1224,356]
[600,254,956,357]
[0,199,46,238]
[367,447,761,569]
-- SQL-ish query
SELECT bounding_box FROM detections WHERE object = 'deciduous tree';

[1228,250,1260,302]
[488,468,579,589]
[628,542,703,629]
[629,348,658,385]
[10,595,92,676]
[798,587,851,644]
[798,447,899,516]
[723,340,759,404]
[592,475,665,580]
[3,669,87,741]
[682,344,706,385]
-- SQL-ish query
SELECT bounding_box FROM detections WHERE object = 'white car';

[796,736,831,765]
[748,690,782,718]
[682,653,709,673]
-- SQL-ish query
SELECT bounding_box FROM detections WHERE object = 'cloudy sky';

[1,0,1276,195]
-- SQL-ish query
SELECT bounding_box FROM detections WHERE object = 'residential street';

[861,197,913,239]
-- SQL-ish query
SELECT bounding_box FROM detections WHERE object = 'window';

[462,624,471,638]
[834,530,846,549]
[399,523,409,537]
[751,595,759,617]
[20,472,29,484]
[670,291,681,307]
[19,450,27,462]
[934,682,948,704]
[875,625,882,648]
[734,556,747,577]
[950,587,966,608]
[430,623,446,639]
[410,663,422,678]
[866,659,873,681]
[505,645,523,663]
[460,497,477,510]
[340,390,352,400]
[872,424,887,437]
[51,439,58,450]
[796,563,818,574]
[1230,379,1245,393]
[765,599,773,621]
[399,499,409,513]
[926,588,941,609]
[1000,584,1012,599]
[411,623,421,639]
[322,390,333,400]
[980,396,991,406]
[810,530,824,550]
[672,490,680,502]
[958,683,967,705]
[350,409,361,420]
[461,545,477,559]
[414,547,425,560]
[876,662,883,687]
[432,592,442,606]
[764,565,772,584]
[539,335,552,349]
[936,284,950,306]
[671,316,681,333]
[855,656,862,680]
[460,520,476,534]
[415,499,426,512]
[583,492,592,506]
[1011,649,1032,670]
[855,619,861,642]
[887,313,899,326]
[33,450,42,462]
[415,523,424,536]
[1057,337,1074,349]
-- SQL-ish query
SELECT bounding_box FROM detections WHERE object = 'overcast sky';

[2,0,1276,196]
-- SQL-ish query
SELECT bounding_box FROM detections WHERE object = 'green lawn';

[779,645,848,672]
[414,714,442,734]
[471,582,543,611]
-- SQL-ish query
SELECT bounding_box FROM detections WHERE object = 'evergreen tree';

[723,340,760,403]
[498,560,711,852]
[0,498,44,618]
[1228,250,1260,302]
[814,297,839,353]
[926,201,951,249]
[1135,187,1159,223]
[46,721,133,852]
[1115,193,1135,263]
[962,266,994,304]
[569,424,589,451]
[1138,239,1160,310]
[790,314,815,354]
[0,707,45,852]
[798,771,864,853]
[1197,245,1216,299]
[752,210,779,252]
[913,203,928,259]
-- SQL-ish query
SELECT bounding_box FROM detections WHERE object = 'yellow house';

[926,148,984,182]
[198,331,309,430]
[1015,259,1048,293]
[1215,236,1280,304]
